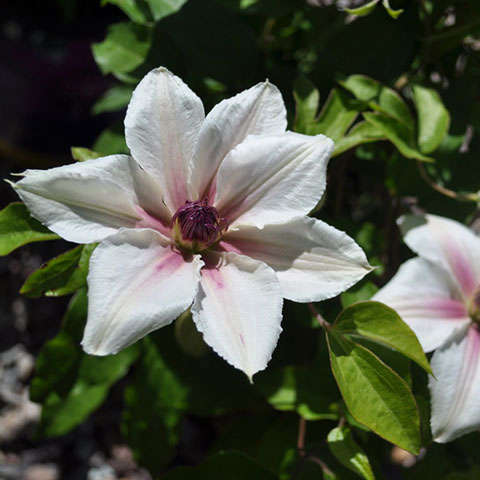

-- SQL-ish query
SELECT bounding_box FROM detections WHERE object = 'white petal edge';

[214,132,334,229]
[373,257,470,352]
[124,67,205,212]
[11,155,148,244]
[189,81,287,200]
[82,229,203,355]
[429,325,480,443]
[399,214,480,299]
[222,216,373,302]
[191,252,283,380]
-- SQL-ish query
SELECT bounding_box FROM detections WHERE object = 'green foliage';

[31,290,139,437]
[326,329,421,454]
[412,84,450,154]
[21,244,95,298]
[327,426,374,480]
[70,147,104,161]
[0,202,58,256]
[333,301,432,374]
[5,0,480,477]
[92,22,153,76]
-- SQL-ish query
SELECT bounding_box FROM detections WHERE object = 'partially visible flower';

[374,214,480,442]
[10,67,372,379]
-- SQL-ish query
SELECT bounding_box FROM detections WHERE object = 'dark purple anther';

[171,199,228,252]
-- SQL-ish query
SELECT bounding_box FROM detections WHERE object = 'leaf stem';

[416,161,480,202]
[308,303,331,328]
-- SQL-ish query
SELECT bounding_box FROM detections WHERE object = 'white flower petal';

[82,229,203,355]
[189,81,287,199]
[222,217,372,302]
[12,155,146,243]
[429,325,480,443]
[214,132,333,228]
[399,214,480,299]
[191,252,283,380]
[124,67,205,211]
[373,258,470,352]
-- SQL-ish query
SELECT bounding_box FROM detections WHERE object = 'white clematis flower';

[373,214,480,442]
[10,67,372,380]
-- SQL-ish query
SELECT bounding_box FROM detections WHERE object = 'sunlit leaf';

[70,147,104,162]
[293,75,320,134]
[344,0,379,16]
[310,89,363,141]
[382,0,403,19]
[412,84,450,154]
[333,301,431,374]
[92,21,152,75]
[363,112,433,162]
[326,329,421,454]
[0,202,58,256]
[327,425,375,480]
[21,244,96,298]
[333,121,385,156]
[91,84,134,115]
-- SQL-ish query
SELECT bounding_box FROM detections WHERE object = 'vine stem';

[308,303,331,329]
[416,161,480,203]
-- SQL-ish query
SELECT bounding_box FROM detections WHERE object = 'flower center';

[171,199,228,253]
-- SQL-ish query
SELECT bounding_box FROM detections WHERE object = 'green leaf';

[0,202,58,256]
[39,346,138,437]
[93,123,129,154]
[92,22,152,75]
[363,112,433,162]
[256,365,340,421]
[30,289,87,403]
[147,0,188,21]
[382,0,403,19]
[333,121,385,157]
[293,76,320,134]
[333,301,432,374]
[70,147,104,162]
[327,426,375,480]
[310,89,363,141]
[341,75,413,127]
[162,451,279,480]
[326,330,421,454]
[344,0,379,16]
[341,282,379,308]
[21,244,96,298]
[91,85,134,115]
[412,84,450,154]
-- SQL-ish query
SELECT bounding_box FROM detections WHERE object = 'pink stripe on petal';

[444,238,477,297]
[135,206,171,237]
[420,298,469,319]
[446,325,480,426]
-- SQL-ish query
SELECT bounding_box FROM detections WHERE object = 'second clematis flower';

[374,214,480,442]
[10,67,372,380]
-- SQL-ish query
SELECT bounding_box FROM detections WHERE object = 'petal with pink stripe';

[191,252,283,380]
[430,325,480,443]
[373,258,470,352]
[82,229,203,355]
[399,214,480,299]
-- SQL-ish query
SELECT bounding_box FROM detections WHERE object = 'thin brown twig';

[308,303,331,328]
[417,161,480,203]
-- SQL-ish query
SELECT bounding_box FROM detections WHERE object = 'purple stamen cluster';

[172,199,228,249]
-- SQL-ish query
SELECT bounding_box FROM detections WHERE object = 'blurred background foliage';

[1,0,480,478]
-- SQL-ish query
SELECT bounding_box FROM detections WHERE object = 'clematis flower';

[373,214,480,442]
[10,67,372,379]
